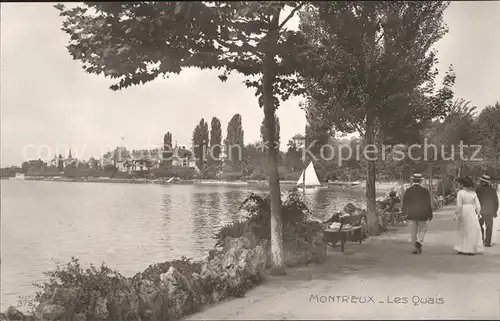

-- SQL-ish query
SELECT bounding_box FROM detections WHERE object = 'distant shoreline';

[9,176,303,187]
[6,176,399,191]
[13,176,189,185]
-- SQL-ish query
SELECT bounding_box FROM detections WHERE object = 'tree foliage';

[225,113,244,146]
[299,1,455,144]
[476,101,500,172]
[284,139,302,173]
[55,2,306,100]
[193,118,210,169]
[297,1,455,235]
[57,155,64,172]
[260,115,280,147]
[243,142,267,174]
[163,132,173,162]
[443,99,478,145]
[163,132,173,148]
[225,113,245,164]
[210,117,223,161]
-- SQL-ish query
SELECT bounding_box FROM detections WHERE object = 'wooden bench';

[323,214,364,252]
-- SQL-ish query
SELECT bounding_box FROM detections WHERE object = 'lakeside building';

[98,144,198,173]
[64,148,76,167]
[48,149,77,170]
[171,145,197,168]
[87,158,100,169]
[291,134,306,149]
[49,155,58,167]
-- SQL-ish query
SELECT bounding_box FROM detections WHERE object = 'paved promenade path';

[186,206,500,320]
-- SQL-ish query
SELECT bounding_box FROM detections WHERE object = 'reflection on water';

[0,180,378,310]
[192,192,209,249]
[208,192,221,229]
[160,194,172,253]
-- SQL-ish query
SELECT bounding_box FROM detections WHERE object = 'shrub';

[249,171,266,180]
[148,167,198,179]
[324,171,338,181]
[111,171,132,179]
[214,190,312,248]
[223,161,243,171]
[170,167,197,179]
[277,166,288,179]
[221,172,243,181]
[202,164,219,179]
[213,221,251,247]
[284,171,301,181]
[213,190,327,268]
[151,167,174,178]
[63,165,79,178]
[33,257,128,320]
[103,165,117,172]
[131,170,148,178]
[29,245,265,321]
[437,179,455,196]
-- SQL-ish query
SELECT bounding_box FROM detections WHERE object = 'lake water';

[0,180,377,310]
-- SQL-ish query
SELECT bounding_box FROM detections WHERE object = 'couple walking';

[401,173,499,255]
[453,174,498,254]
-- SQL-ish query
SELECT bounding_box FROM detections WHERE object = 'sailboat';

[296,161,326,189]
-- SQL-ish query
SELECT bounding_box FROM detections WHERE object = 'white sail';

[296,162,321,187]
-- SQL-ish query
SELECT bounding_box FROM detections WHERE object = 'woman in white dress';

[453,177,484,255]
[492,183,500,245]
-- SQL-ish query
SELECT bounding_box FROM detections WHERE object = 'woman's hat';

[343,203,356,213]
[456,176,474,188]
[479,174,491,184]
[411,173,423,181]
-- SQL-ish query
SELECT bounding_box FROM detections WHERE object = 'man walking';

[476,174,499,247]
[402,173,433,254]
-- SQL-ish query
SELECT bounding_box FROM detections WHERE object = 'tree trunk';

[442,163,446,196]
[263,14,285,276]
[428,163,433,201]
[365,113,379,236]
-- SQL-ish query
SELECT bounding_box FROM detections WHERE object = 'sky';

[1,2,499,167]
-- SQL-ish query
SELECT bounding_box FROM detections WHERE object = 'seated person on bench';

[437,195,445,207]
[385,191,401,212]
[322,203,358,225]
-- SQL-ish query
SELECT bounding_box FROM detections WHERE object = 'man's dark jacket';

[402,184,433,221]
[475,185,499,218]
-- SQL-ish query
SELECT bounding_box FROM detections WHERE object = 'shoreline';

[5,176,400,192]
